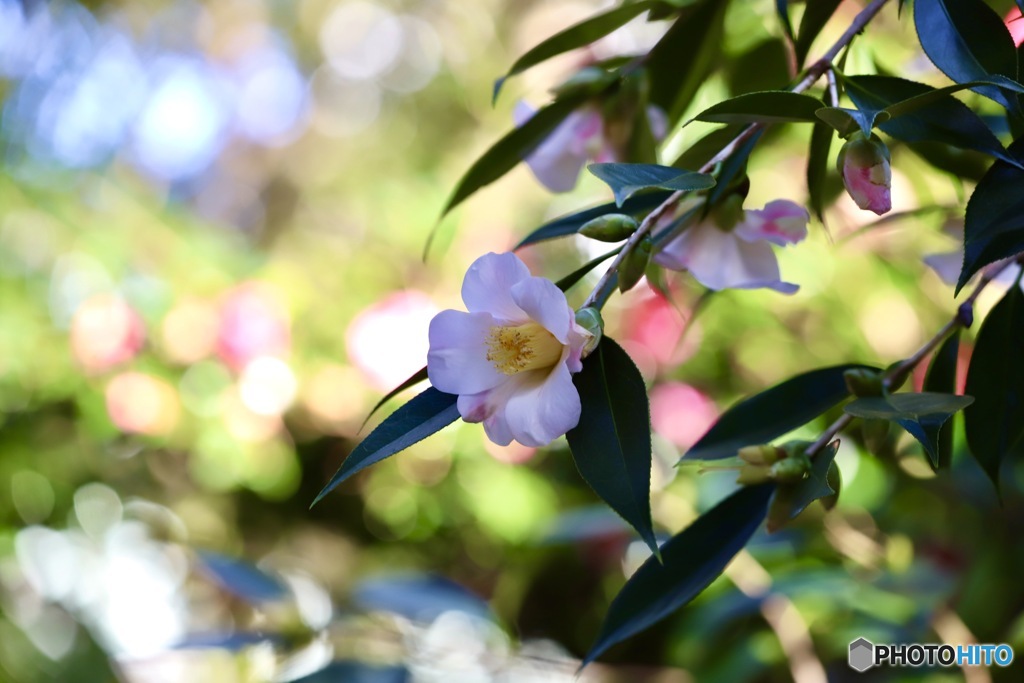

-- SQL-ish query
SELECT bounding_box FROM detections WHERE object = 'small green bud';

[618,235,652,293]
[844,368,885,398]
[737,444,784,466]
[736,464,772,486]
[574,307,604,356]
[551,66,615,97]
[769,454,811,483]
[580,213,639,242]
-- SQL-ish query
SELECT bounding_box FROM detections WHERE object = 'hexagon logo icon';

[849,637,875,672]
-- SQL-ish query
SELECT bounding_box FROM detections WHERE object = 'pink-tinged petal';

[461,252,531,322]
[461,377,530,446]
[655,222,798,293]
[564,322,591,373]
[510,276,572,343]
[502,364,582,447]
[838,135,892,215]
[427,310,507,395]
[513,100,536,127]
[523,109,594,192]
[736,200,810,246]
[923,250,962,286]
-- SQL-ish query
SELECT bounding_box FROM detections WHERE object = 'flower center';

[486,322,563,376]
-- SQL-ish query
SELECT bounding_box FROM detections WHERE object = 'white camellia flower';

[427,252,592,447]
[654,199,810,293]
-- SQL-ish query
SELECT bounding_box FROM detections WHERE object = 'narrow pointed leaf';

[554,248,620,292]
[807,116,834,221]
[683,364,879,461]
[438,94,587,220]
[692,91,823,124]
[794,0,843,67]
[964,286,1024,488]
[566,337,658,556]
[957,137,1024,293]
[923,331,961,469]
[362,366,429,428]
[515,191,672,248]
[583,483,774,666]
[493,1,660,102]
[588,163,715,206]
[814,107,883,138]
[914,0,1022,115]
[767,441,838,532]
[314,388,459,505]
[776,0,794,43]
[844,392,974,465]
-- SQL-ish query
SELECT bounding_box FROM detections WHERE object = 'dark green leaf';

[683,364,879,461]
[567,337,659,556]
[646,0,729,123]
[767,441,838,532]
[588,163,715,206]
[439,94,586,219]
[362,366,429,429]
[958,136,1024,293]
[727,39,790,95]
[814,106,885,138]
[965,285,1024,488]
[844,392,974,466]
[515,191,672,249]
[706,129,762,205]
[692,91,823,124]
[776,0,794,42]
[794,0,843,67]
[583,483,774,666]
[923,331,961,469]
[313,388,459,506]
[807,117,833,221]
[555,249,620,292]
[493,1,660,102]
[844,75,1022,170]
[673,124,748,170]
[913,0,1022,114]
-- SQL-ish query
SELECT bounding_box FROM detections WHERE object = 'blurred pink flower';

[427,252,591,447]
[105,372,179,436]
[71,294,145,373]
[514,101,668,193]
[838,133,891,215]
[346,291,438,392]
[654,200,809,293]
[217,283,290,371]
[1006,7,1024,47]
[649,382,718,450]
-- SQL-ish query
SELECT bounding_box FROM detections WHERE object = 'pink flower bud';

[837,132,891,215]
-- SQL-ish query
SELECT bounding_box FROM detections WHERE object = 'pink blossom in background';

[620,291,698,371]
[1006,7,1024,46]
[216,283,290,371]
[427,252,591,447]
[649,382,719,450]
[514,101,668,193]
[71,294,146,373]
[654,200,809,293]
[346,291,439,392]
[105,372,179,436]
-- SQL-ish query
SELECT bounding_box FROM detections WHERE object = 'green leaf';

[588,163,715,206]
[957,136,1024,293]
[493,1,661,102]
[554,248,620,292]
[515,191,672,249]
[706,129,762,205]
[814,106,885,138]
[646,0,729,123]
[843,76,1022,171]
[692,91,823,124]
[313,388,459,506]
[567,337,659,556]
[776,0,794,43]
[913,0,1022,115]
[923,331,961,469]
[582,483,774,666]
[964,285,1024,489]
[683,364,879,461]
[766,441,838,532]
[794,0,843,68]
[844,392,975,466]
[438,94,587,220]
[807,116,834,222]
[362,366,429,429]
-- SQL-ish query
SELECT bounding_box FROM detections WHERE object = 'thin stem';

[802,257,1019,458]
[581,0,892,310]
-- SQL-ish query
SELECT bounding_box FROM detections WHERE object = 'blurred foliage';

[0,0,1023,681]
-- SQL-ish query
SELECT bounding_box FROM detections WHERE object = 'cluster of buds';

[735,444,811,485]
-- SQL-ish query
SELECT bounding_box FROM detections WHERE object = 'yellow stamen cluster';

[486,322,563,376]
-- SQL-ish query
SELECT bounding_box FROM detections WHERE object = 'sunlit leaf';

[588,163,715,206]
[683,364,878,461]
[692,91,823,124]
[313,388,459,505]
[582,483,774,666]
[567,337,659,556]
[515,191,672,248]
[767,440,838,532]
[965,285,1024,488]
